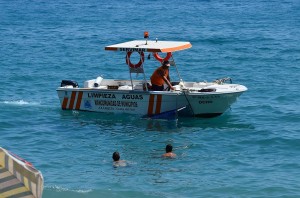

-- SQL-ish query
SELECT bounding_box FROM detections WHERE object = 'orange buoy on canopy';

[153,52,172,62]
[126,51,145,68]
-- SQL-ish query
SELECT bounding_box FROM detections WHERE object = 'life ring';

[153,52,172,62]
[126,51,144,68]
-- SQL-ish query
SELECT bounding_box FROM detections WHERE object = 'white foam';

[1,100,41,106]
[46,185,92,193]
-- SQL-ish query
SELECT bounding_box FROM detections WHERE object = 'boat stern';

[56,80,81,110]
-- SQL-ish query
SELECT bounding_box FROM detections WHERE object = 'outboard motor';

[60,80,78,88]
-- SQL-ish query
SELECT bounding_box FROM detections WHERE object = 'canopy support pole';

[170,55,184,84]
[141,58,148,91]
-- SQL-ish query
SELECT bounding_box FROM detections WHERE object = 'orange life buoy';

[126,51,144,68]
[153,52,172,62]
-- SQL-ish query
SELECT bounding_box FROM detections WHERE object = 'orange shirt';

[150,67,169,86]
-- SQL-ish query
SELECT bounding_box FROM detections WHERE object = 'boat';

[56,33,247,118]
[0,147,44,198]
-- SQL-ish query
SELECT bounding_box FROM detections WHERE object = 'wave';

[43,185,159,198]
[0,100,41,106]
[43,186,93,198]
[45,185,92,193]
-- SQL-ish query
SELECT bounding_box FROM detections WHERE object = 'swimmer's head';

[112,152,120,161]
[166,144,173,153]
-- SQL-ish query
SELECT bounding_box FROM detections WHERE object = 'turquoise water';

[1,0,300,197]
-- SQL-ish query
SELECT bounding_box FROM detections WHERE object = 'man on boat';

[150,60,175,91]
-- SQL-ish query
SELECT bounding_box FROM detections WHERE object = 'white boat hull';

[57,79,247,118]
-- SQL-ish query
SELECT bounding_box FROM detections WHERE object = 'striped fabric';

[0,148,43,198]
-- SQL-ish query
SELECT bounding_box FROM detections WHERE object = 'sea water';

[1,0,300,197]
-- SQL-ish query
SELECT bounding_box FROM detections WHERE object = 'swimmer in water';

[112,151,127,167]
[162,144,177,158]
